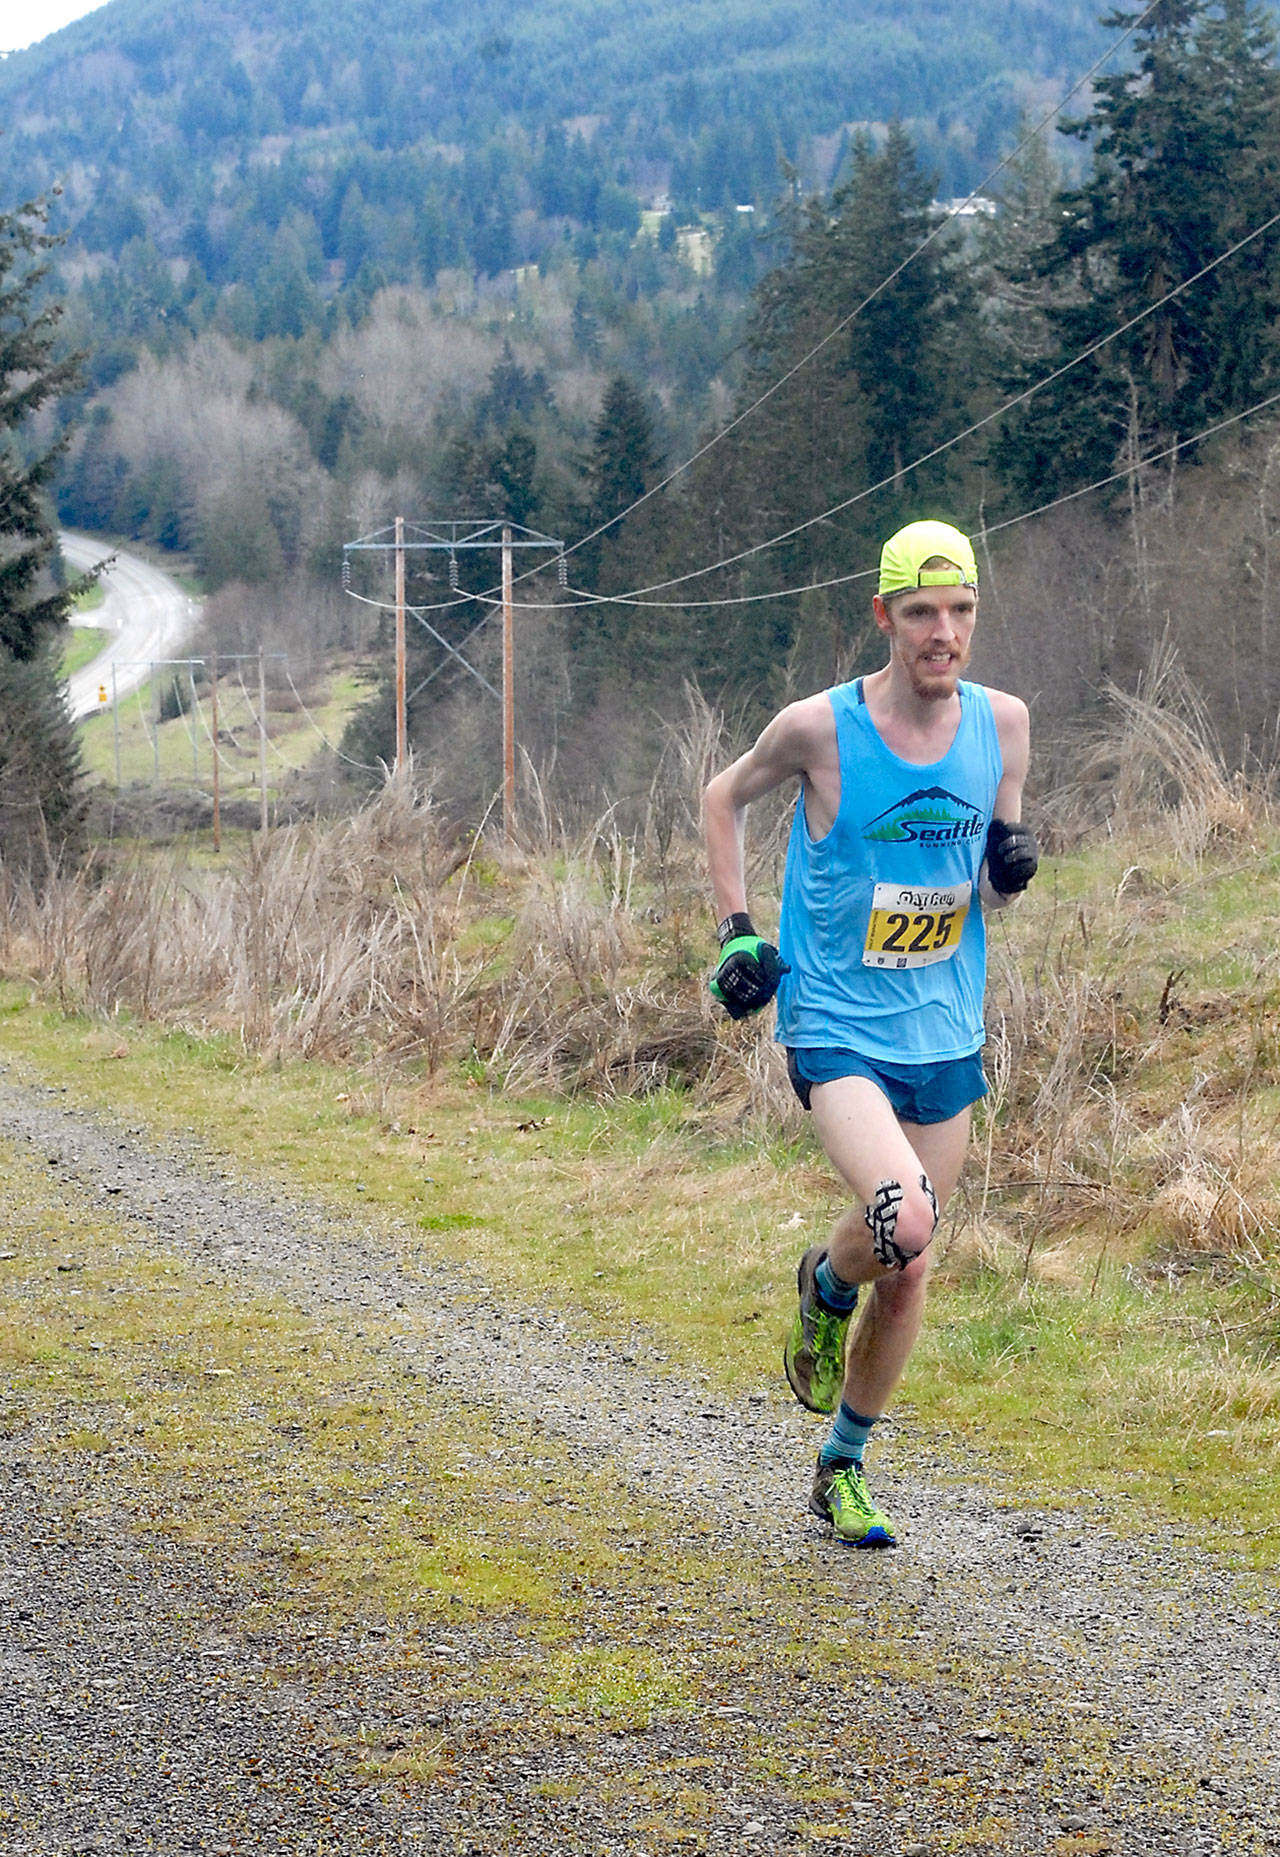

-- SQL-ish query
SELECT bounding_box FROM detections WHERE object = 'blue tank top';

[775,678,1003,1063]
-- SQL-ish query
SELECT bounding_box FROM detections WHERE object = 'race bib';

[862,881,971,969]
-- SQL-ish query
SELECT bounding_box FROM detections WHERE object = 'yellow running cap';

[878,520,978,597]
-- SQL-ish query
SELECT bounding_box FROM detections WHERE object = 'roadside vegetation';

[59,624,108,681]
[74,655,374,804]
[4,669,1280,1573]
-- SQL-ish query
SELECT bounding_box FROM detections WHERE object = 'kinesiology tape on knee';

[864,1173,939,1272]
[920,1172,939,1227]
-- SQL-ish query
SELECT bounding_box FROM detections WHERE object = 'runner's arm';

[703,699,822,923]
[982,691,1034,910]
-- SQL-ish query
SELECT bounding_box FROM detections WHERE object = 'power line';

[282,666,383,774]
[370,189,1280,641]
[131,679,154,761]
[525,204,1280,610]
[544,0,1169,574]
[342,580,478,621]
[335,5,1171,639]
[445,381,1280,615]
[233,664,307,775]
[983,383,1280,541]
[189,675,240,776]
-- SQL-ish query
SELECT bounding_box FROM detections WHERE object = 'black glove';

[985,818,1039,895]
[709,913,789,1020]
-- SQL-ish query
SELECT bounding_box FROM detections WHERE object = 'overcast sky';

[2,0,109,54]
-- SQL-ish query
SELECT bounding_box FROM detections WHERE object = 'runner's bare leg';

[808,1075,971,1416]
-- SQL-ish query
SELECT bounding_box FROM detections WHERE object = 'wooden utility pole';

[502,526,515,841]
[210,652,222,854]
[188,664,199,777]
[341,519,562,833]
[394,514,407,770]
[257,646,269,832]
[112,663,121,789]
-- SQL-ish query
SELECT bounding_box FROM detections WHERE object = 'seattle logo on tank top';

[862,786,986,846]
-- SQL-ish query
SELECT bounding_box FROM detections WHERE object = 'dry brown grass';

[1,772,724,1100]
[949,643,1280,1281]
[6,664,1280,1283]
[1041,641,1267,859]
[975,916,1280,1280]
[3,778,483,1070]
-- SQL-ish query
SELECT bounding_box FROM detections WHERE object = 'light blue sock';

[814,1252,859,1314]
[818,1403,879,1469]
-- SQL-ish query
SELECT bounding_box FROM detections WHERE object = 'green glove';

[709,914,789,1020]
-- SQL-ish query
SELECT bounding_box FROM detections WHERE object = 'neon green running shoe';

[783,1245,854,1414]
[809,1457,896,1549]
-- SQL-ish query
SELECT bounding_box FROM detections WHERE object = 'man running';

[703,520,1036,1547]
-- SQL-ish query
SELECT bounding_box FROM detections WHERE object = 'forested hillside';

[0,0,1110,401]
[3,0,1105,260]
[5,0,1280,827]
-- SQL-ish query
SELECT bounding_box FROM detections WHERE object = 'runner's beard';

[908,651,968,702]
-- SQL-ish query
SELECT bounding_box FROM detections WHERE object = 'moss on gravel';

[10,1124,1271,1854]
[3,986,1280,1568]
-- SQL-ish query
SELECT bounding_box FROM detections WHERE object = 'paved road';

[61,531,202,719]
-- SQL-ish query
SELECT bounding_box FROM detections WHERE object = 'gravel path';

[2,1067,1278,1856]
[0,1450,404,1854]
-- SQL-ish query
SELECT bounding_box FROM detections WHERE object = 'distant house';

[942,196,997,220]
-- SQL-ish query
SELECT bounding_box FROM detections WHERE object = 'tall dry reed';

[4,668,1279,1278]
[1042,639,1265,858]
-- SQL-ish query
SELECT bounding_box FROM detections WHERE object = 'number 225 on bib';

[862,881,971,970]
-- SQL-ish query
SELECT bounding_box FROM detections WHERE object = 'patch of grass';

[538,1642,701,1728]
[533,1777,590,1800]
[907,1265,1280,1547]
[75,660,375,798]
[2,981,1280,1566]
[348,1725,449,1784]
[61,624,108,679]
[948,1823,1018,1851]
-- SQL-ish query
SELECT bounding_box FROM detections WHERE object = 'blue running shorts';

[785,1045,987,1125]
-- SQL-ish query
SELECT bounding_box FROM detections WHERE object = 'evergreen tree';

[571,375,666,697]
[681,126,981,705]
[971,122,1068,371]
[582,375,661,554]
[0,193,87,872]
[995,0,1280,503]
[491,430,539,526]
[1195,0,1280,414]
[839,123,977,503]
